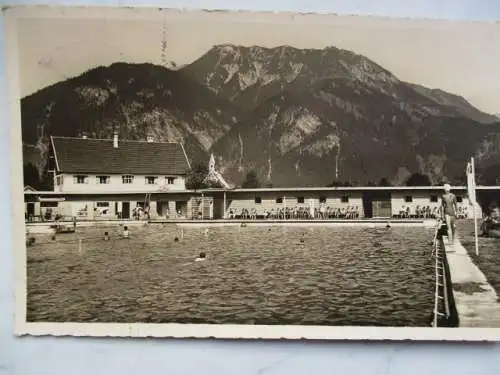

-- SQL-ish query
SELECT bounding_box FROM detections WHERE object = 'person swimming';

[195,252,207,262]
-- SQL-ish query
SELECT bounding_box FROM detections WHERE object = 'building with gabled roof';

[49,134,191,193]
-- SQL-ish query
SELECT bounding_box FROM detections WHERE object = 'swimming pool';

[26,224,435,326]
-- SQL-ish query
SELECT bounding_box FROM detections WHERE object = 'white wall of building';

[391,191,471,216]
[54,173,186,193]
[225,191,364,216]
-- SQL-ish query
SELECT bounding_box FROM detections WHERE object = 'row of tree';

[185,163,261,189]
[185,168,444,190]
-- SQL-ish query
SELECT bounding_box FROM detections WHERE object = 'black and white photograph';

[5,6,500,340]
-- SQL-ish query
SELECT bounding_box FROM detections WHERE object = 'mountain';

[408,83,498,124]
[182,44,497,124]
[209,75,500,186]
[21,45,500,188]
[21,62,243,168]
[182,44,500,186]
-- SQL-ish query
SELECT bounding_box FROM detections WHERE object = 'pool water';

[27,224,435,326]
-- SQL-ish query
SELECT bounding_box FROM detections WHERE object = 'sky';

[10,6,500,114]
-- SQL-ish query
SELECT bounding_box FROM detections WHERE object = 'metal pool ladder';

[431,222,451,327]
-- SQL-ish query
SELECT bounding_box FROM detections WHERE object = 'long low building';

[23,134,498,222]
[23,185,498,221]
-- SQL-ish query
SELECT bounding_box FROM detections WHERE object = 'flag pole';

[471,157,479,256]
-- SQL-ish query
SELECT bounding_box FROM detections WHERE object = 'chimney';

[113,132,118,148]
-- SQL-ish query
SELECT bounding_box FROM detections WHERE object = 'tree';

[405,173,431,186]
[23,163,40,189]
[326,180,342,187]
[185,163,208,190]
[242,170,261,188]
[378,177,391,187]
[477,164,500,185]
[451,174,466,186]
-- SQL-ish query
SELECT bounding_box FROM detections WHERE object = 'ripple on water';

[27,225,435,326]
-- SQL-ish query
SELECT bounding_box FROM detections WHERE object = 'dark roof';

[51,136,191,175]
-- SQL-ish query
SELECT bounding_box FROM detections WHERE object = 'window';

[145,176,157,185]
[297,197,305,204]
[40,201,58,208]
[96,202,109,207]
[74,175,88,184]
[55,175,64,185]
[456,196,463,203]
[341,195,349,203]
[319,196,326,204]
[122,175,134,184]
[255,197,262,204]
[276,197,283,204]
[166,177,175,185]
[97,176,110,184]
[430,195,438,203]
[405,196,413,203]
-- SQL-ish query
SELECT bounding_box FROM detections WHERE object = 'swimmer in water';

[195,252,207,262]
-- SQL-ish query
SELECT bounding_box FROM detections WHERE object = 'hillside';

[408,83,498,124]
[21,62,244,167]
[210,76,500,186]
[181,44,500,186]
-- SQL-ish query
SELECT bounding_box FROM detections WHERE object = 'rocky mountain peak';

[21,44,500,189]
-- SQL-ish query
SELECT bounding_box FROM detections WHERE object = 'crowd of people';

[394,205,469,219]
[226,206,361,220]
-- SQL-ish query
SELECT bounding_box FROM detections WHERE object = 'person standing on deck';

[441,183,458,244]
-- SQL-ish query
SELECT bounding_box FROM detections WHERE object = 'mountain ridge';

[21,43,500,188]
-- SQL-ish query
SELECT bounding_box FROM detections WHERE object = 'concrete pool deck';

[151,218,438,228]
[445,236,500,327]
[26,218,438,232]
